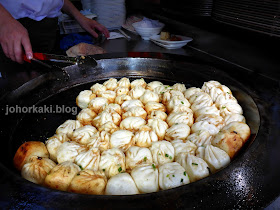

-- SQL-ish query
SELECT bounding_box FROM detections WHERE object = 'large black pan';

[0,52,279,209]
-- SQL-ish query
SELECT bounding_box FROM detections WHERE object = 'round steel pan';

[0,52,279,209]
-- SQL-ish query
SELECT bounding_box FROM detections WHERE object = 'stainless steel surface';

[99,29,190,56]
[75,55,98,68]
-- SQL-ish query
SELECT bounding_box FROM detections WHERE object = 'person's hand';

[0,18,33,63]
[77,16,110,39]
[62,0,110,39]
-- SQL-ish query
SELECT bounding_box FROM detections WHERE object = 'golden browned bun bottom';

[13,141,49,171]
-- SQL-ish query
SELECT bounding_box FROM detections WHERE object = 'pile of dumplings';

[13,78,251,195]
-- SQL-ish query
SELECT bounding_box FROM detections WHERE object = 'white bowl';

[132,22,165,40]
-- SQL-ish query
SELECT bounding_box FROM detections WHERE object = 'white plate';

[150,35,193,45]
[150,39,188,49]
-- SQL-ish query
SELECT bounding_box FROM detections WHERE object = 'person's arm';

[62,0,110,38]
[0,3,33,63]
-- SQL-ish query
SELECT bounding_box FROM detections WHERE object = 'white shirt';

[0,0,64,21]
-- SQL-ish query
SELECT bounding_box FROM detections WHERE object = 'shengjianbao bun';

[14,141,49,171]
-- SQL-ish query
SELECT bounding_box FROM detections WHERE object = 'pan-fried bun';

[76,90,96,109]
[68,170,107,195]
[14,141,49,171]
[222,121,251,142]
[117,77,130,89]
[44,161,80,191]
[212,130,244,159]
[21,156,56,184]
[159,162,190,190]
[105,173,139,195]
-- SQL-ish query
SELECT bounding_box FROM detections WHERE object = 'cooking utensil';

[23,53,98,81]
[118,29,131,40]
[95,31,107,45]
[27,57,53,69]
[23,54,70,81]
[0,52,279,209]
[24,53,98,69]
